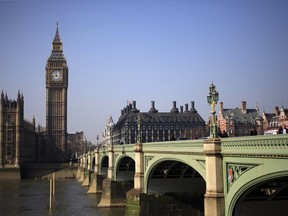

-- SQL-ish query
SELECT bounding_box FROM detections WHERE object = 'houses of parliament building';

[0,24,70,167]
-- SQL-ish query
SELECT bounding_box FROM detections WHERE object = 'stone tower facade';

[45,23,69,160]
[0,91,39,167]
[0,91,24,167]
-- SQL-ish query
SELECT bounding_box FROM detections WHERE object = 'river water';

[0,179,125,216]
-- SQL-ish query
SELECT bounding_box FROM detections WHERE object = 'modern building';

[112,101,207,145]
[217,101,264,137]
[45,23,69,161]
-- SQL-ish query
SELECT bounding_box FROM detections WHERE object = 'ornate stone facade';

[45,23,69,160]
[0,91,45,167]
[0,24,70,167]
[101,116,115,148]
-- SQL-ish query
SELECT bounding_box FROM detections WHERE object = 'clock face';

[51,70,62,81]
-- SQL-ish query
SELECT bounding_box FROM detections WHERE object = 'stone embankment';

[37,164,78,180]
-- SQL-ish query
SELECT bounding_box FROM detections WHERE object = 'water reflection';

[0,179,125,216]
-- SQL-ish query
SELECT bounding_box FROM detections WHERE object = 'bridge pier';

[126,143,144,215]
[87,173,104,193]
[98,178,134,207]
[77,167,85,182]
[98,145,134,207]
[87,148,103,193]
[76,166,82,179]
[78,154,87,183]
[82,152,92,186]
[82,170,91,186]
[76,156,83,180]
[203,138,224,216]
[107,146,114,179]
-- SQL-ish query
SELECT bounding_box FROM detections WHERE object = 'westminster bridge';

[76,135,288,216]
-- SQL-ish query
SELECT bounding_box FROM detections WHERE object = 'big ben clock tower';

[45,23,68,161]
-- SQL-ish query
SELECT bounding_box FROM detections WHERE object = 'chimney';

[180,106,183,113]
[185,104,189,112]
[241,101,247,114]
[220,101,223,112]
[133,101,136,109]
[274,106,279,116]
[190,101,197,113]
[170,101,179,113]
[149,101,158,113]
[131,100,139,113]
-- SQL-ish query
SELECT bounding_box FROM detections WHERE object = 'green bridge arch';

[79,134,288,215]
[143,155,206,193]
[225,159,288,216]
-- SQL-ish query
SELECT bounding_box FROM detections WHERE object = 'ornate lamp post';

[137,113,142,143]
[207,82,219,138]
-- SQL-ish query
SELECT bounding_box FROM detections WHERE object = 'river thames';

[0,179,125,216]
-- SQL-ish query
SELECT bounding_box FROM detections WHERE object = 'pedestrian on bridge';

[278,124,287,134]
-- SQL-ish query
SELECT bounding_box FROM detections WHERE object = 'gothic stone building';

[101,116,115,148]
[112,101,207,145]
[0,24,70,167]
[0,92,46,167]
[45,23,69,161]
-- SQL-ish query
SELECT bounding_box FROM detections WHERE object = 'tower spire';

[51,22,64,53]
[53,22,61,44]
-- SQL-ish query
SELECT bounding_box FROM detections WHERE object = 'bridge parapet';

[142,139,204,154]
[112,144,135,157]
[221,134,288,158]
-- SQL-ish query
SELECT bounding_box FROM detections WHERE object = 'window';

[153,130,157,141]
[6,146,12,156]
[148,130,152,142]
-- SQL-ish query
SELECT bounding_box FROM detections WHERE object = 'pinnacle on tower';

[53,22,62,44]
[50,22,65,58]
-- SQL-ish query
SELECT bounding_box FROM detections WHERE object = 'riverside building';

[112,101,207,145]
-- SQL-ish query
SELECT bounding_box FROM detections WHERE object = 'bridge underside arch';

[147,160,205,193]
[91,156,95,171]
[116,156,135,182]
[145,159,206,215]
[100,155,108,176]
[85,158,88,169]
[233,175,288,216]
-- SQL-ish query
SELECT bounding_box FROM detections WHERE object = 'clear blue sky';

[1,1,288,143]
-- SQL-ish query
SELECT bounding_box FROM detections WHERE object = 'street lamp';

[207,82,219,138]
[137,113,142,143]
